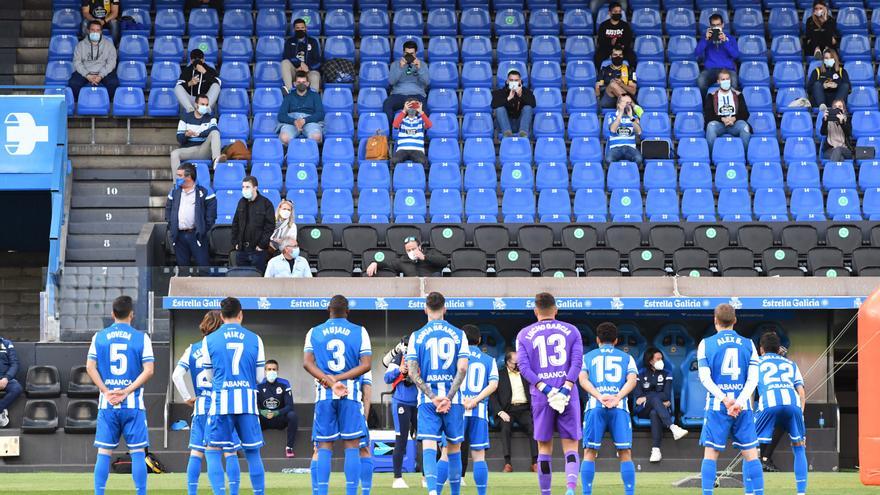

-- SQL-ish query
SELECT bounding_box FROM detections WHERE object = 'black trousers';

[259,410,299,449]
[393,402,418,478]
[500,404,538,464]
[761,427,785,459]
[636,395,673,448]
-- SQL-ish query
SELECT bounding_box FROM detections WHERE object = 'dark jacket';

[490,366,531,417]
[165,184,217,243]
[278,89,325,124]
[231,193,276,251]
[177,62,221,97]
[633,367,673,405]
[808,65,850,90]
[257,377,293,416]
[805,16,839,56]
[820,111,854,152]
[376,249,447,276]
[491,87,537,119]
[283,34,323,71]
[0,337,19,381]
[594,19,636,67]
[703,89,750,125]
[383,351,418,406]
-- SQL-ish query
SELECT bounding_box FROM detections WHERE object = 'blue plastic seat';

[223,8,254,37]
[632,8,663,35]
[570,137,602,165]
[823,161,857,190]
[787,161,821,188]
[322,137,355,166]
[640,112,672,139]
[733,8,764,36]
[219,62,251,89]
[284,162,318,191]
[359,62,390,88]
[740,62,772,87]
[356,161,390,190]
[429,162,462,190]
[286,189,318,223]
[253,34,285,60]
[634,35,665,62]
[840,34,872,62]
[636,61,667,88]
[116,35,148,64]
[747,112,777,137]
[784,137,818,164]
[155,9,186,36]
[712,137,746,166]
[429,62,460,89]
[768,7,800,37]
[461,61,494,88]
[609,188,643,220]
[115,61,147,89]
[464,161,497,191]
[323,9,355,36]
[215,190,239,224]
[427,8,457,37]
[500,137,533,165]
[187,36,218,64]
[535,137,567,166]
[427,88,459,114]
[393,8,424,36]
[499,162,533,190]
[222,36,254,63]
[743,86,774,112]
[827,188,863,219]
[291,9,321,34]
[669,87,702,114]
[461,36,493,62]
[679,162,713,190]
[566,86,599,112]
[428,36,459,63]
[773,61,806,88]
[44,86,74,116]
[681,188,716,220]
[111,87,145,117]
[460,8,492,36]
[425,112,458,140]
[44,60,73,87]
[529,8,560,35]
[147,87,179,117]
[213,162,247,190]
[251,87,281,113]
[753,187,789,220]
[251,112,278,138]
[218,113,250,142]
[646,188,680,221]
[250,138,283,164]
[188,7,220,36]
[717,187,752,220]
[838,7,868,35]
[673,112,704,139]
[495,9,526,35]
[538,188,572,222]
[322,87,353,114]
[119,8,149,36]
[564,35,595,62]
[638,86,669,113]
[849,86,879,111]
[750,161,784,190]
[153,36,184,63]
[501,188,536,222]
[356,87,387,114]
[76,87,110,116]
[853,111,880,140]
[789,187,825,220]
[531,35,563,63]
[428,138,462,165]
[533,112,565,138]
[607,161,641,190]
[846,61,875,87]
[465,188,499,222]
[665,8,696,35]
[715,162,749,190]
[748,137,782,164]
[643,160,677,190]
[430,189,464,222]
[357,112,390,141]
[254,8,285,36]
[776,87,808,113]
[359,36,391,63]
[563,9,593,36]
[321,36,355,62]
[860,161,880,190]
[324,112,355,139]
[357,189,392,222]
[677,138,710,163]
[320,188,355,223]
[250,162,283,191]
[667,36,697,62]
[564,60,597,88]
[738,35,768,62]
[50,8,80,35]
[777,110,813,139]
[462,113,494,139]
[534,87,563,114]
[359,8,390,36]
[531,61,563,88]
[573,188,607,221]
[392,189,427,222]
[771,35,802,62]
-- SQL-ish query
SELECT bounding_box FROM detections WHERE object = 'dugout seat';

[25,365,61,398]
[21,400,58,433]
[680,350,708,427]
[64,400,99,433]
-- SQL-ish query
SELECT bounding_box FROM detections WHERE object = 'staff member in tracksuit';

[633,347,689,463]
[383,338,419,489]
[0,335,22,428]
[257,359,299,458]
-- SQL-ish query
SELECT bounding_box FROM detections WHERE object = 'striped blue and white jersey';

[757,353,804,411]
[202,323,266,415]
[396,116,426,152]
[304,318,372,402]
[582,344,639,412]
[608,112,637,149]
[462,345,499,420]
[698,329,759,412]
[176,341,212,416]
[406,319,470,406]
[88,323,154,410]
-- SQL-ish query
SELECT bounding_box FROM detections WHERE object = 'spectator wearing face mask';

[269,199,296,251]
[170,94,226,174]
[821,99,854,162]
[230,176,276,274]
[391,98,433,166]
[257,360,299,458]
[175,49,222,113]
[364,236,447,277]
[68,20,119,101]
[633,348,689,464]
[808,48,850,108]
[594,3,636,69]
[264,238,312,278]
[596,45,638,109]
[277,71,325,145]
[165,163,217,268]
[383,40,430,126]
[805,0,839,60]
[695,13,739,96]
[492,70,536,138]
[282,18,322,92]
[704,69,750,153]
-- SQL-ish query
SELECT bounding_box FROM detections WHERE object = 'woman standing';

[633,347,689,463]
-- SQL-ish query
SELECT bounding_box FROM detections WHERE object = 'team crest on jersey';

[276,387,283,394]
[398,406,405,414]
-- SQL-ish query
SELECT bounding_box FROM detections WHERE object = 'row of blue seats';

[55,0,593,11]
[203,156,880,193]
[210,184,880,224]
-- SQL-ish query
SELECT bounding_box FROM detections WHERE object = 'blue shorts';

[94,408,149,450]
[755,405,806,444]
[279,123,323,140]
[582,407,633,450]
[359,420,371,449]
[314,399,366,442]
[418,403,465,444]
[699,409,759,451]
[206,413,263,450]
[464,416,490,450]
[190,414,241,452]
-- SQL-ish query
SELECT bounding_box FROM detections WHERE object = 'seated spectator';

[489,351,538,473]
[257,360,299,457]
[696,14,739,95]
[383,40,430,126]
[269,199,296,252]
[0,334,21,428]
[68,21,118,102]
[596,46,638,109]
[805,0,838,60]
[808,49,850,109]
[365,236,447,277]
[704,69,751,153]
[264,238,312,278]
[170,94,226,173]
[594,3,636,69]
[282,18,322,92]
[821,99,853,162]
[492,70,536,138]
[81,0,119,43]
[185,0,222,11]
[633,347,689,464]
[391,98,433,166]
[606,94,643,165]
[231,176,276,274]
[277,71,325,145]
[175,49,221,113]
[165,163,217,268]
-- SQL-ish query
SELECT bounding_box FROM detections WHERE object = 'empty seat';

[500,162,534,190]
[461,36,493,63]
[465,188,499,222]
[21,400,58,433]
[841,34,872,62]
[465,161,497,190]
[116,35,149,64]
[360,36,391,63]
[286,163,319,190]
[533,112,565,138]
[665,7,696,35]
[429,162,462,190]
[669,61,699,88]
[762,247,803,276]
[531,35,563,64]
[461,61,494,88]
[501,188,536,222]
[565,60,597,88]
[359,62,390,88]
[25,366,61,398]
[828,188,863,219]
[460,7,491,36]
[155,8,185,36]
[430,188,464,222]
[565,35,596,62]
[359,8,390,36]
[770,35,802,62]
[112,87,145,117]
[427,36,459,63]
[427,8,458,37]
[609,188,643,220]
[463,137,496,165]
[768,7,800,37]
[531,61,563,88]
[849,86,879,111]
[189,7,220,36]
[738,35,768,62]
[64,400,98,433]
[496,9,526,35]
[529,8,560,35]
[563,8,593,36]
[754,187,789,220]
[790,187,826,220]
[538,189,572,222]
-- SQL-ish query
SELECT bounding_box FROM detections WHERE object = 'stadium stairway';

[11,0,50,87]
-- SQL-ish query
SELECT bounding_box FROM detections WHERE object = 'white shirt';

[264,253,313,278]
[716,90,737,117]
[177,186,197,230]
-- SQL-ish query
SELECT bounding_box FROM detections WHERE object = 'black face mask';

[404,53,415,64]
[610,13,622,21]
[611,56,624,66]
[294,30,306,39]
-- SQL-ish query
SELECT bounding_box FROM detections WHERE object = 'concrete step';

[68,127,177,146]
[71,182,152,208]
[13,74,43,85]
[69,143,175,157]
[20,19,50,38]
[13,62,43,75]
[73,168,165,182]
[71,155,172,169]
[65,234,138,262]
[17,37,48,49]
[20,9,50,21]
[16,47,46,65]
[68,208,151,235]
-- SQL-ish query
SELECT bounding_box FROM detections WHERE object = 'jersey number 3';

[533,334,567,368]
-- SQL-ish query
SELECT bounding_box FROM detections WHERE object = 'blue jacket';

[282,34,322,71]
[165,184,217,243]
[257,377,294,416]
[0,337,19,381]
[278,89,325,125]
[383,352,417,406]
[695,35,739,71]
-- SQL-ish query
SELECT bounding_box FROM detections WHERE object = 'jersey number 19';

[425,337,455,370]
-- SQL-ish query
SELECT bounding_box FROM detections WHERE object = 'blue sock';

[317,449,332,495]
[473,460,488,495]
[206,449,227,495]
[94,452,111,495]
[436,458,449,491]
[701,459,717,495]
[620,460,635,495]
[745,458,764,495]
[344,448,360,495]
[743,462,753,494]
[448,452,462,495]
[186,454,202,495]
[580,459,595,495]
[423,448,438,495]
[793,444,808,494]
[310,458,318,495]
[130,451,147,495]
[226,454,241,495]
[244,449,265,495]
[360,455,374,495]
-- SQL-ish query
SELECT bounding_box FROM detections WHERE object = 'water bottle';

[818,411,825,429]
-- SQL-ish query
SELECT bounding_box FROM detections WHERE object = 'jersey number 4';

[721,348,742,381]
[533,334,567,368]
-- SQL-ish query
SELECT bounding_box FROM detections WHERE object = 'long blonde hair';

[812,1,830,26]
[275,199,295,227]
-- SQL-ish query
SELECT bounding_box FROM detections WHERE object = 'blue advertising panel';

[0,95,66,178]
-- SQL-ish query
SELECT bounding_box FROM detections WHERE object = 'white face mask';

[508,81,520,91]
[279,209,291,220]
[266,370,278,382]
[653,359,665,371]
[406,250,418,261]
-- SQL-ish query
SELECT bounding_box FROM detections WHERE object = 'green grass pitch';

[2,471,879,494]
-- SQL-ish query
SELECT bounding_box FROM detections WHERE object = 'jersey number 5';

[533,334,567,368]
[110,343,128,375]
